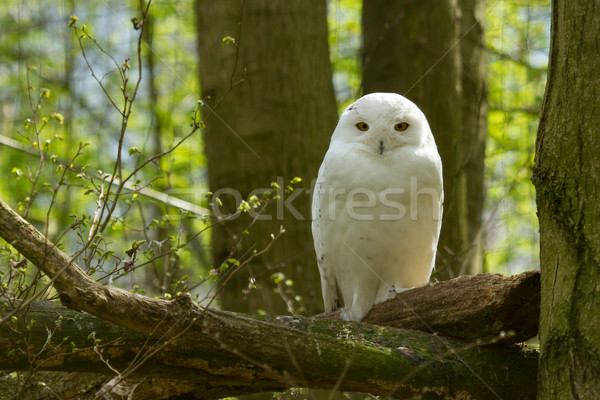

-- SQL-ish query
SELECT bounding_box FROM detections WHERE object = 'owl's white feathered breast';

[312,93,443,321]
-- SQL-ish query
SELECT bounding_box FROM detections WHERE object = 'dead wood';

[0,198,539,399]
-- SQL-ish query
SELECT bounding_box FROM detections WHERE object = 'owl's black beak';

[379,140,384,155]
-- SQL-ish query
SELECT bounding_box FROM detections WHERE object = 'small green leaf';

[238,200,251,213]
[68,15,79,27]
[51,113,64,124]
[222,36,236,46]
[11,168,23,178]
[271,272,285,284]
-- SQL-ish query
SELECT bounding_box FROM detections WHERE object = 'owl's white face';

[331,93,433,155]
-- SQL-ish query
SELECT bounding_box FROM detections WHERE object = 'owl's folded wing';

[312,170,341,312]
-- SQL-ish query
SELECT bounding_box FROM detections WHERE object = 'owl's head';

[331,93,435,155]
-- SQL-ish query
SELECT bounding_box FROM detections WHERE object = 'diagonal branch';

[0,198,538,399]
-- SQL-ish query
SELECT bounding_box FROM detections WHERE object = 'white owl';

[312,93,443,321]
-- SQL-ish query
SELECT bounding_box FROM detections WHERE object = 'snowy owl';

[312,93,443,321]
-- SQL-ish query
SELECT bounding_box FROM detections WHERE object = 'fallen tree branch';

[0,198,539,399]
[0,370,225,400]
[321,270,540,343]
[0,300,538,399]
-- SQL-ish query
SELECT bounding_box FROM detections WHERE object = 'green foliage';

[0,0,211,299]
[484,0,550,273]
[325,0,549,274]
[328,0,362,112]
[0,0,550,308]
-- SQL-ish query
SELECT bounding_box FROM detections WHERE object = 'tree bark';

[531,0,600,398]
[362,0,487,279]
[195,0,338,314]
[0,198,539,399]
[322,270,540,343]
[0,301,538,400]
[0,371,215,400]
[143,12,176,295]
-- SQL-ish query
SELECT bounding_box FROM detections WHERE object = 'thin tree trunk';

[362,0,487,279]
[196,0,337,313]
[142,13,177,295]
[195,0,338,314]
[531,0,600,398]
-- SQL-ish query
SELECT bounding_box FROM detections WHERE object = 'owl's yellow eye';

[356,122,369,131]
[394,122,409,131]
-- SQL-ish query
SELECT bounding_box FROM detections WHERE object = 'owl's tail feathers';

[394,286,415,294]
[321,278,342,312]
[339,308,361,321]
[340,300,373,322]
[374,283,398,305]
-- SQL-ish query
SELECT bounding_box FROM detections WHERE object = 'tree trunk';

[195,0,338,315]
[143,12,174,295]
[531,0,600,398]
[362,0,487,279]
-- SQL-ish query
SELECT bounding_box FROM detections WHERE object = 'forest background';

[0,0,548,302]
[0,0,552,398]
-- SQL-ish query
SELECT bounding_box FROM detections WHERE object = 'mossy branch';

[0,198,538,399]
